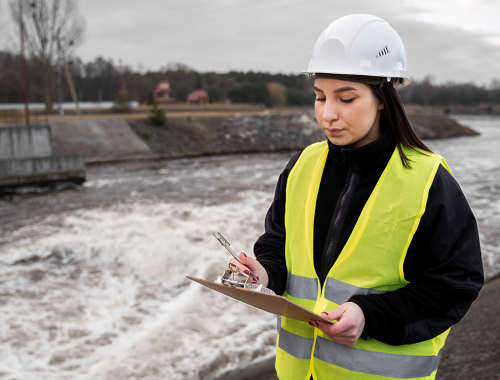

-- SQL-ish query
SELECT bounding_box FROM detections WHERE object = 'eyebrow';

[313,85,358,93]
[334,86,357,93]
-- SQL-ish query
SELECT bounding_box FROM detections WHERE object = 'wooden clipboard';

[187,276,333,324]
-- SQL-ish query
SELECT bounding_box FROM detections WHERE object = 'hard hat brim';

[303,72,411,87]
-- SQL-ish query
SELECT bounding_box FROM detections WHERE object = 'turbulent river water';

[0,115,499,380]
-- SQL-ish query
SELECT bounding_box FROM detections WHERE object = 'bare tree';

[10,0,86,111]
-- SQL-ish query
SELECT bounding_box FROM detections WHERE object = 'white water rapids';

[0,192,278,379]
[0,115,499,379]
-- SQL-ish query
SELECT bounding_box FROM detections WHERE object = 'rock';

[407,113,479,139]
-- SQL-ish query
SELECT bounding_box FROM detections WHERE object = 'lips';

[326,128,344,135]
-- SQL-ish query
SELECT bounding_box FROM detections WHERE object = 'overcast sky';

[2,0,500,85]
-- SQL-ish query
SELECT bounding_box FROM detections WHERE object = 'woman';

[231,14,483,380]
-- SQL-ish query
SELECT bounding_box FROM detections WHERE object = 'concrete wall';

[0,156,85,187]
[50,118,151,157]
[0,125,52,159]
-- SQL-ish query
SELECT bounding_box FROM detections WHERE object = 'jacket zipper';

[319,149,359,284]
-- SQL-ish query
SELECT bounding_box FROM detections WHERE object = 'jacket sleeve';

[350,165,484,345]
[253,151,303,295]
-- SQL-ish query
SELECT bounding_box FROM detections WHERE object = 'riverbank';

[216,273,500,380]
[2,106,479,166]
[128,109,478,161]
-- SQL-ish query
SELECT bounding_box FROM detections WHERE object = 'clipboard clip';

[219,263,250,288]
[215,263,275,295]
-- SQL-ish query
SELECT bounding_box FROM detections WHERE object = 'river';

[0,115,498,379]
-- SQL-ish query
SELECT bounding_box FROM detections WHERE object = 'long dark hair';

[369,83,432,168]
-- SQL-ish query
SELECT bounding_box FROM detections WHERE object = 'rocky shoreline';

[129,110,479,159]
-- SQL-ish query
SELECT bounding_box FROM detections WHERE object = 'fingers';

[228,253,269,287]
[312,319,349,337]
[326,318,354,336]
[237,254,262,283]
[321,308,342,322]
[238,252,257,269]
[321,310,352,335]
[228,257,248,273]
[228,254,257,277]
[228,253,252,270]
[233,252,260,272]
[309,303,366,347]
[312,319,357,346]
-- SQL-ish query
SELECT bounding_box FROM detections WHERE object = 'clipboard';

[187,276,333,324]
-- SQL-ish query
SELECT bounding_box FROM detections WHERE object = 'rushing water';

[426,115,500,277]
[0,115,499,379]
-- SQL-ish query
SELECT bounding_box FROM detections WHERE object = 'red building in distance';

[187,90,209,105]
[153,81,175,104]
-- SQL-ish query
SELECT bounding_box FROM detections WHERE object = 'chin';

[326,135,352,146]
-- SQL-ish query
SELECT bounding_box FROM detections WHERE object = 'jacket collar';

[327,125,396,175]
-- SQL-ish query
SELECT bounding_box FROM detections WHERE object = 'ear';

[377,101,385,110]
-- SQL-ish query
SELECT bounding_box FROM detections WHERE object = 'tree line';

[0,52,316,107]
[397,76,500,106]
[2,50,500,108]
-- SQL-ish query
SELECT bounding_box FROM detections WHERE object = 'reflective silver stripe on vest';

[286,273,318,300]
[314,336,442,378]
[278,326,314,360]
[324,277,389,305]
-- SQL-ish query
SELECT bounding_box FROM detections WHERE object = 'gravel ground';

[437,274,500,379]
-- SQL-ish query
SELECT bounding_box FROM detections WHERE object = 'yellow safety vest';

[276,141,451,380]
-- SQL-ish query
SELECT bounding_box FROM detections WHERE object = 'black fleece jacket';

[254,128,484,345]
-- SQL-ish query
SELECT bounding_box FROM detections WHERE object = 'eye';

[341,98,355,104]
[315,97,325,102]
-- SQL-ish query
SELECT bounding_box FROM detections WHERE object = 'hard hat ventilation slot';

[376,46,390,59]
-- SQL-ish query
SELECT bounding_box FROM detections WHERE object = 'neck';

[327,126,395,175]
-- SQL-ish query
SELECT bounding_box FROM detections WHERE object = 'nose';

[322,101,339,123]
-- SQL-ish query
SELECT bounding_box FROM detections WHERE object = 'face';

[314,78,384,147]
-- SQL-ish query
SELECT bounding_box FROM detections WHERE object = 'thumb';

[322,307,343,322]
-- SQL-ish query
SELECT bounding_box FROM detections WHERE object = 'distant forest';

[1,51,500,108]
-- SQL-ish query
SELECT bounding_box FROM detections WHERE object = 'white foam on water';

[428,116,500,278]
[0,190,276,380]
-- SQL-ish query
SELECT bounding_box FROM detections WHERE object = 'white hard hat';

[305,14,410,86]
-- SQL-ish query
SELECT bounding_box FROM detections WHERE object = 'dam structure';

[0,124,85,190]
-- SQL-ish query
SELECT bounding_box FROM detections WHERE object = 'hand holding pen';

[213,232,269,286]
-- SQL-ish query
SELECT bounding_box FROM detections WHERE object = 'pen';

[213,232,259,282]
